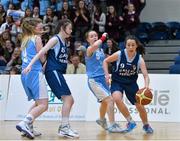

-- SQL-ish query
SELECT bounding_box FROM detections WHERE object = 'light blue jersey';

[21,37,42,71]
[85,48,105,78]
[21,36,48,101]
[85,47,110,102]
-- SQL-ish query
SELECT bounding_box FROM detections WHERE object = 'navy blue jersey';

[111,49,140,84]
[45,35,68,73]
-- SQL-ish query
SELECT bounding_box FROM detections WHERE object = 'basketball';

[135,88,153,105]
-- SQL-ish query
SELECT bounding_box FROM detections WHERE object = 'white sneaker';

[16,121,34,139]
[58,124,79,138]
[21,124,42,137]
[108,123,126,133]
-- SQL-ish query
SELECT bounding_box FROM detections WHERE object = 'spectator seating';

[175,30,180,39]
[136,21,180,41]
[169,54,180,74]
[144,40,180,73]
[149,22,169,40]
[136,22,152,44]
[166,21,180,39]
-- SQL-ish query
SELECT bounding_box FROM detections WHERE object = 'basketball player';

[23,19,79,138]
[85,30,124,133]
[16,17,48,139]
[103,35,153,134]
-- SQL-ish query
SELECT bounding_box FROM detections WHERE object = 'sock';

[126,116,134,123]
[24,114,34,124]
[109,122,115,127]
[100,117,105,121]
[143,122,149,126]
[61,117,69,127]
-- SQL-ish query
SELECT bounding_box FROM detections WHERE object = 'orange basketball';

[135,88,153,105]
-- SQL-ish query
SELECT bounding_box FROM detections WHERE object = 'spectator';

[104,38,119,57]
[66,55,86,74]
[104,38,119,73]
[106,5,120,42]
[0,4,6,26]
[0,15,14,34]
[123,3,140,36]
[10,19,22,43]
[32,6,40,18]
[76,45,87,64]
[4,39,15,62]
[24,7,32,17]
[91,5,106,35]
[59,1,73,21]
[73,0,90,41]
[0,30,11,48]
[6,47,21,68]
[0,47,7,66]
[9,66,20,74]
[43,7,58,33]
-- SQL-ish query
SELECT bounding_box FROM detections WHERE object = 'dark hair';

[0,47,4,56]
[54,19,72,34]
[125,35,145,55]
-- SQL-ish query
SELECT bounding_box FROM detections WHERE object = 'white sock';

[126,116,134,122]
[24,114,34,124]
[61,117,69,126]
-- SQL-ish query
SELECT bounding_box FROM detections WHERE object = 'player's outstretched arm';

[23,37,57,74]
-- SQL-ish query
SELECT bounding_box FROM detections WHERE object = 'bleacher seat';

[166,21,180,39]
[175,30,180,39]
[150,22,169,40]
[136,22,152,44]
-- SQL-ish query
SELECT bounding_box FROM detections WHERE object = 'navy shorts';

[45,70,71,99]
[110,80,139,105]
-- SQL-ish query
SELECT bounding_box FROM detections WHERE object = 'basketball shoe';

[125,121,137,132]
[58,124,79,138]
[96,118,108,130]
[143,124,154,134]
[108,123,126,133]
[21,124,42,137]
[16,121,34,139]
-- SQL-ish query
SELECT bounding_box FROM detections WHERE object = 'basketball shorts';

[45,70,71,99]
[110,80,139,105]
[88,75,111,102]
[21,71,48,101]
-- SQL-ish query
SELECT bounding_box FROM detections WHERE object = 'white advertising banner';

[0,75,10,120]
[4,74,180,122]
[86,74,180,122]
[5,75,88,121]
[134,74,180,122]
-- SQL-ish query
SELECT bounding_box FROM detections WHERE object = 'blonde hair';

[21,17,42,50]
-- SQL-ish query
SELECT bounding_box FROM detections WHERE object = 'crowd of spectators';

[0,0,146,74]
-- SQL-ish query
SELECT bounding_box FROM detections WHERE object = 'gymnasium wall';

[140,0,180,22]
[0,74,180,122]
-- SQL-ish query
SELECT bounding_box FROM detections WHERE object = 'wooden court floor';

[0,121,180,140]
